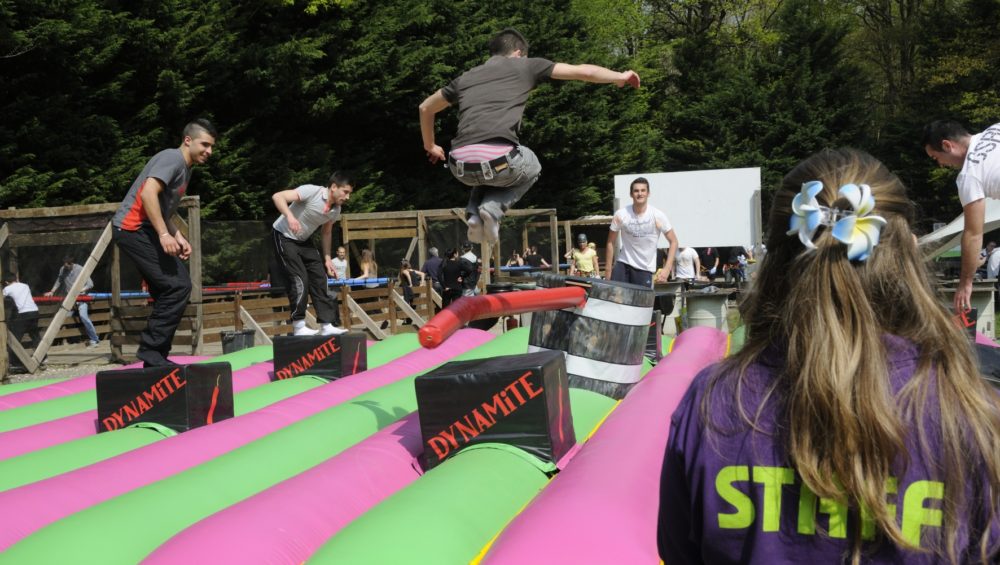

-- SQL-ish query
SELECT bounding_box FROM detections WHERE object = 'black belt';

[448,147,520,175]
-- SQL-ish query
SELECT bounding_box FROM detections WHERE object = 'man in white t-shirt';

[673,247,700,281]
[923,120,1000,313]
[987,242,1000,280]
[272,171,353,336]
[3,273,41,352]
[330,246,349,280]
[605,177,678,287]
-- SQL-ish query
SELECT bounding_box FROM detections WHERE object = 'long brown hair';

[710,148,1000,562]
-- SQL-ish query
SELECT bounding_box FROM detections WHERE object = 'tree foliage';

[0,0,997,240]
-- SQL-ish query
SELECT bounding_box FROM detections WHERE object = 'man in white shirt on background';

[3,273,42,360]
[923,119,1000,313]
[330,246,349,280]
[605,176,678,287]
[673,247,701,281]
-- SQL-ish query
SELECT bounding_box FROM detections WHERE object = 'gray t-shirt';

[442,55,555,148]
[272,184,341,241]
[52,263,94,294]
[113,148,191,231]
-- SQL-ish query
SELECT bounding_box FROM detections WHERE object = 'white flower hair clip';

[787,181,887,261]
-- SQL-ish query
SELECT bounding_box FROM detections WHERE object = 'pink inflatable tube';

[0,329,490,551]
[480,326,728,564]
[0,357,206,411]
[0,361,272,461]
[976,331,999,348]
[145,412,424,564]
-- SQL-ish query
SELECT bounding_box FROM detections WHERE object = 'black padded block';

[272,333,367,381]
[415,350,574,471]
[96,362,233,433]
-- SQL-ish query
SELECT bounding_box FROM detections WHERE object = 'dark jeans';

[442,288,462,309]
[611,261,653,288]
[114,226,192,360]
[272,230,340,325]
[10,311,41,349]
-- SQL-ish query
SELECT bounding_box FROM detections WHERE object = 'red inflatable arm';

[418,287,587,348]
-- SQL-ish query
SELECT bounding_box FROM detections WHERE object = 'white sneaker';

[320,324,348,336]
[480,210,500,243]
[86,341,99,349]
[466,214,484,243]
[293,320,318,336]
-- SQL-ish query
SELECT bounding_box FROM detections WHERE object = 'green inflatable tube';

[0,346,272,399]
[0,345,276,434]
[0,337,418,492]
[0,378,70,397]
[308,372,645,564]
[0,330,524,565]
[729,323,746,354]
[0,377,326,492]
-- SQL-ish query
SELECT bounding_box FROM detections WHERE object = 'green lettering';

[753,466,795,532]
[716,466,754,529]
[901,480,943,547]
[860,477,898,540]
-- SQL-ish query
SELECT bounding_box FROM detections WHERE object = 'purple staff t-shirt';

[658,335,999,564]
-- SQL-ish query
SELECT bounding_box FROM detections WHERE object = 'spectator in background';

[398,259,426,324]
[44,255,100,348]
[523,245,550,269]
[506,250,524,267]
[421,247,444,296]
[331,246,349,279]
[460,242,479,296]
[697,247,720,281]
[988,241,1000,279]
[724,245,751,285]
[4,273,41,354]
[673,246,701,281]
[568,233,599,277]
[359,249,378,278]
[441,248,470,308]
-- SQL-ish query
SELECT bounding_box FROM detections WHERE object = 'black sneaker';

[136,349,178,368]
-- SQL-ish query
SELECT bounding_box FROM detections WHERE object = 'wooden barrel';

[528,274,654,399]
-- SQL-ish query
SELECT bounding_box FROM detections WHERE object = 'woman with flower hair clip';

[658,148,1000,564]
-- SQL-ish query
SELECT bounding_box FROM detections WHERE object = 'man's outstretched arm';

[551,63,640,88]
[419,90,451,164]
[956,198,986,313]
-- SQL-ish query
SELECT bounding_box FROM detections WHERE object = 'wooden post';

[234,290,243,331]
[340,285,351,330]
[111,239,123,362]
[341,217,352,279]
[417,211,427,268]
[0,264,7,381]
[550,215,559,273]
[387,281,397,333]
[492,242,501,283]
[186,197,203,355]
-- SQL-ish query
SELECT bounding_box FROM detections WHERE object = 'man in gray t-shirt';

[44,255,100,347]
[271,171,354,336]
[112,119,217,367]
[419,28,640,244]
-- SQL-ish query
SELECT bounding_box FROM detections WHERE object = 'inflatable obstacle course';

[0,274,733,563]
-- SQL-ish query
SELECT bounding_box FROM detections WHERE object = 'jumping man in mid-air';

[419,28,640,244]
